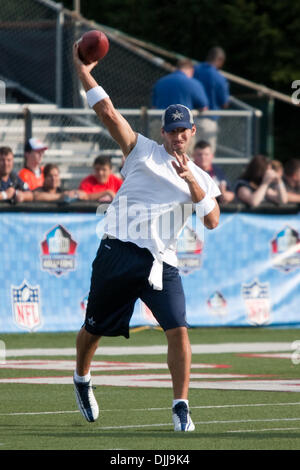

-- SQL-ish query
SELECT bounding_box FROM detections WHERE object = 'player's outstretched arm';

[73,43,137,158]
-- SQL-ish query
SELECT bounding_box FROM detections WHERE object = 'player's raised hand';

[73,42,99,74]
[171,152,195,184]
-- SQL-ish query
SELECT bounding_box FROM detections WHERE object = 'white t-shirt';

[103,134,220,287]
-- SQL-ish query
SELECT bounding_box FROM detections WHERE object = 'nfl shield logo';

[242,278,271,326]
[11,280,42,332]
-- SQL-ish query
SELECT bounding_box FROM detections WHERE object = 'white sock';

[74,370,91,383]
[173,399,189,408]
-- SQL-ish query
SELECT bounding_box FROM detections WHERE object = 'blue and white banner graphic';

[0,212,299,333]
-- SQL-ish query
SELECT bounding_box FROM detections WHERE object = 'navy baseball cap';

[162,104,194,132]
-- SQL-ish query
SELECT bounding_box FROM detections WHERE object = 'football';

[77,30,109,65]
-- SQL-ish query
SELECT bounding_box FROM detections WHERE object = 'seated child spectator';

[235,155,288,207]
[34,163,88,202]
[192,140,235,204]
[19,138,48,190]
[79,155,123,202]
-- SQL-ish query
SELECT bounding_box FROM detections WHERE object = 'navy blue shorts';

[84,236,188,338]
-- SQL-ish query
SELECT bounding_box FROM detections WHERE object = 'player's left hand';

[171,152,196,184]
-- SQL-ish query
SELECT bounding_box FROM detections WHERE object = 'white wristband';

[194,195,215,216]
[86,86,109,108]
[1,191,7,200]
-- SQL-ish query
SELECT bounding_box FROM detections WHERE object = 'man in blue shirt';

[152,59,208,111]
[151,59,208,147]
[194,47,230,153]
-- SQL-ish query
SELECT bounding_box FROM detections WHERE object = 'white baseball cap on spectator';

[24,138,48,152]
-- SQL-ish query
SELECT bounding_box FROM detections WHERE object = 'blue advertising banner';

[0,211,299,333]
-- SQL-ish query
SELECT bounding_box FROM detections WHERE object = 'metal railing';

[0,103,260,157]
[0,103,262,187]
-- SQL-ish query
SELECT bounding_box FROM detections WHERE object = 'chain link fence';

[0,0,58,104]
[0,0,168,108]
[0,0,262,188]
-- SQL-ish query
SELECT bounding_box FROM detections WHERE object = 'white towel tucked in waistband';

[148,256,163,291]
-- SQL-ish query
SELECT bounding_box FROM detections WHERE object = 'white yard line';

[1,401,300,416]
[144,402,300,411]
[0,359,227,371]
[227,427,300,433]
[4,342,293,357]
[2,376,300,391]
[0,410,79,416]
[97,417,300,431]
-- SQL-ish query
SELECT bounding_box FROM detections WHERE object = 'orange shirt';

[19,167,44,191]
[79,174,123,194]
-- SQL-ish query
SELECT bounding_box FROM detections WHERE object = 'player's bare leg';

[166,326,195,431]
[75,326,101,376]
[166,326,191,399]
[73,326,101,422]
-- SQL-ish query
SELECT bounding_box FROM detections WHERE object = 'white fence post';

[0,80,6,104]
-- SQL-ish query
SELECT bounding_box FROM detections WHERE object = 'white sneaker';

[73,375,99,422]
[172,402,195,432]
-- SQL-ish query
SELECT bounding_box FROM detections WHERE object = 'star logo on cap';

[172,110,184,121]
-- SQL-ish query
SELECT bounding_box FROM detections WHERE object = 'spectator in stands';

[152,59,208,111]
[192,140,235,204]
[79,156,123,202]
[270,159,284,178]
[235,154,288,207]
[0,146,33,203]
[152,59,208,148]
[194,47,230,153]
[19,138,48,190]
[34,163,88,202]
[283,158,300,203]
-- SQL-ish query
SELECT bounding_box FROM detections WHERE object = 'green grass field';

[1,327,300,451]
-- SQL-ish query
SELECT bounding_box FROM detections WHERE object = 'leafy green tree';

[66,0,300,92]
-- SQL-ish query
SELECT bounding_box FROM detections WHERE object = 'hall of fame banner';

[0,212,299,332]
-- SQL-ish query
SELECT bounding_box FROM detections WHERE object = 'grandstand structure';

[0,0,296,189]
